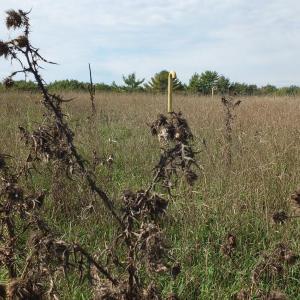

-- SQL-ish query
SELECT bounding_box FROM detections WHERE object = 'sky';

[0,0,299,86]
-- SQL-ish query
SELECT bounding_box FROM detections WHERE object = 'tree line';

[1,70,299,96]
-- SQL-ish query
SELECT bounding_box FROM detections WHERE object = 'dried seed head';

[276,243,299,265]
[6,184,23,201]
[0,41,9,58]
[3,77,14,88]
[150,194,168,215]
[272,211,289,224]
[14,35,29,48]
[221,233,237,257]
[185,170,198,186]
[170,262,181,279]
[291,189,300,207]
[221,97,228,105]
[6,10,24,29]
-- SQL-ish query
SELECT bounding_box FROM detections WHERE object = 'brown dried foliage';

[150,112,199,192]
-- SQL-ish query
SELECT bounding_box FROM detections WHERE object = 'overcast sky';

[0,0,299,86]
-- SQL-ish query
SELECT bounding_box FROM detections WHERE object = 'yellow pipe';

[168,71,176,113]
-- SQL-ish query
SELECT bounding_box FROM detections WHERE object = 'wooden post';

[168,71,176,113]
[211,86,216,99]
[88,63,96,115]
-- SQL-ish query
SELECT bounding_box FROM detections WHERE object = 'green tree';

[145,70,184,92]
[13,80,38,91]
[111,81,122,92]
[122,73,145,92]
[198,70,219,95]
[217,75,230,95]
[187,73,201,93]
[278,85,300,96]
[188,71,219,95]
[246,84,258,96]
[260,84,277,95]
[230,82,248,95]
[94,83,113,91]
[48,80,87,91]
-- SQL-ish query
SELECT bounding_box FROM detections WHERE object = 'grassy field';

[1,91,300,299]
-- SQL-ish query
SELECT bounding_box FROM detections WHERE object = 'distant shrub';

[48,79,88,91]
[94,82,113,91]
[0,80,38,92]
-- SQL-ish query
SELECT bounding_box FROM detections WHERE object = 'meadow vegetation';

[2,90,300,299]
[1,9,300,300]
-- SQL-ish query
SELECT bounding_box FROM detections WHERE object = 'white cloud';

[0,0,299,86]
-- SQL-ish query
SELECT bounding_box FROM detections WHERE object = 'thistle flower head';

[6,9,28,29]
[0,41,10,58]
[14,35,28,48]
[3,77,14,88]
[272,211,289,224]
[291,189,300,207]
[185,169,198,186]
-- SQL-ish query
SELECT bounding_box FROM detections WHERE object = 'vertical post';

[88,63,96,115]
[211,86,216,99]
[168,71,176,113]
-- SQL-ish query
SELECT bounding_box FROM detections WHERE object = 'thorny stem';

[3,214,17,278]
[74,244,118,285]
[21,42,123,227]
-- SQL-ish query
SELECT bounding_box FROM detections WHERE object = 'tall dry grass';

[1,91,300,298]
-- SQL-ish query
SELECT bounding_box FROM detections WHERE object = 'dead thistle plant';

[221,97,241,167]
[149,112,199,193]
[0,9,201,299]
